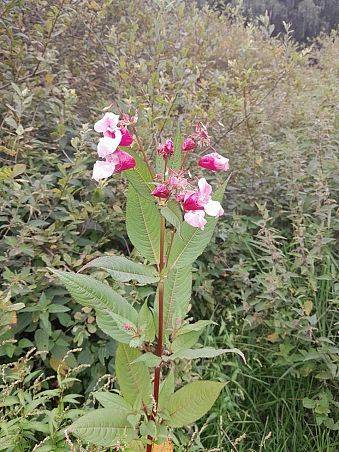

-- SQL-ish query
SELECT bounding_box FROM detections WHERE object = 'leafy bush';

[0,0,338,450]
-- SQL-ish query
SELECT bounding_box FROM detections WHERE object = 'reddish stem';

[146,216,166,452]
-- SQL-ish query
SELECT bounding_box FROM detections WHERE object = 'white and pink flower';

[92,112,135,181]
[199,152,229,172]
[181,178,224,230]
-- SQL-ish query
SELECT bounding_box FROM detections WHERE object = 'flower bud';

[152,184,170,199]
[111,150,136,173]
[157,139,174,158]
[182,137,196,152]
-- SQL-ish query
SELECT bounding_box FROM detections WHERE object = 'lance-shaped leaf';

[80,255,159,285]
[161,200,183,236]
[166,380,225,428]
[159,370,175,410]
[69,408,136,446]
[155,266,192,334]
[171,347,246,361]
[93,392,132,411]
[125,152,161,264]
[166,181,228,270]
[171,320,214,352]
[115,344,151,406]
[51,270,138,343]
[126,186,161,265]
[132,352,161,368]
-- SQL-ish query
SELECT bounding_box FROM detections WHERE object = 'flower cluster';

[92,113,136,181]
[91,113,229,230]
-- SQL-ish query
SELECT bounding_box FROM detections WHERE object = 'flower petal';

[97,132,122,158]
[92,160,115,181]
[198,177,212,204]
[184,210,207,230]
[204,200,224,217]
[94,112,119,133]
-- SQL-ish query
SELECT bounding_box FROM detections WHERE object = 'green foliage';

[81,255,159,285]
[69,408,137,446]
[52,270,138,344]
[166,380,226,428]
[115,344,151,407]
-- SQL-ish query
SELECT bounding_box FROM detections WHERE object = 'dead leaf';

[303,300,313,316]
[152,440,173,452]
[266,332,279,343]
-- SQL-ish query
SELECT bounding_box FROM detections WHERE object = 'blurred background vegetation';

[0,0,338,450]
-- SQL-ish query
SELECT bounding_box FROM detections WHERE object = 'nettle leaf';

[115,344,151,406]
[51,270,138,343]
[69,408,136,446]
[93,392,132,411]
[171,347,246,361]
[155,266,192,335]
[81,255,159,285]
[125,153,161,264]
[167,181,228,270]
[159,370,175,410]
[166,380,225,428]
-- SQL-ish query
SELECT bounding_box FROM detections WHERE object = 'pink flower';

[97,135,121,158]
[110,150,136,173]
[157,139,174,158]
[119,127,133,146]
[183,192,204,212]
[92,160,115,181]
[204,200,224,217]
[152,184,170,199]
[182,137,196,152]
[167,171,188,190]
[184,210,207,230]
[104,127,133,147]
[199,152,229,172]
[197,177,212,204]
[94,112,120,134]
[181,178,224,228]
[123,322,133,332]
[193,122,211,147]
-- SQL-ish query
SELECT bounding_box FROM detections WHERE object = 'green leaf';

[161,200,183,236]
[93,392,132,411]
[171,128,183,170]
[171,320,213,352]
[171,347,246,361]
[155,266,192,334]
[166,181,228,270]
[81,255,159,285]
[302,397,316,409]
[69,408,136,446]
[138,302,155,342]
[125,151,161,264]
[159,370,175,410]
[167,380,225,428]
[132,352,161,368]
[125,441,145,452]
[126,186,161,264]
[115,344,151,406]
[51,270,137,343]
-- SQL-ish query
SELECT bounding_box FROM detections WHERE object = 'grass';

[195,346,339,451]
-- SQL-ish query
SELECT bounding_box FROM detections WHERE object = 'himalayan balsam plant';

[51,111,243,451]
